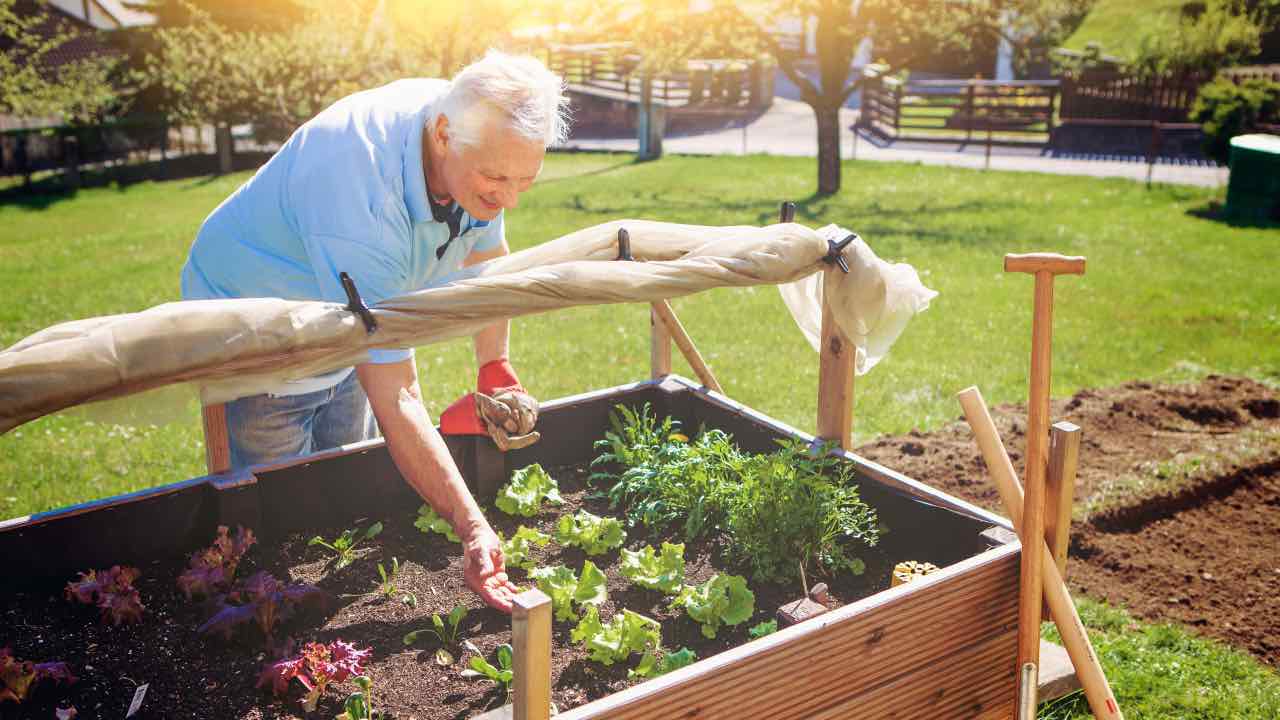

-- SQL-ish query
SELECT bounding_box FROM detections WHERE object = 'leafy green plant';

[495,464,564,517]
[670,574,755,639]
[177,525,256,600]
[1190,76,1280,164]
[620,542,685,594]
[404,604,470,665]
[65,565,144,626]
[257,639,370,713]
[375,557,416,607]
[461,643,513,704]
[336,675,384,720]
[631,646,696,679]
[530,562,608,621]
[414,504,459,542]
[590,403,676,478]
[748,619,778,639]
[308,521,382,570]
[570,607,661,666]
[725,440,878,584]
[555,510,626,555]
[500,526,553,571]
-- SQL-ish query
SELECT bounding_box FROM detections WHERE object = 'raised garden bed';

[1,376,1019,719]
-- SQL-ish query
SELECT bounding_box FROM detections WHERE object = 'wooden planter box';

[0,375,1018,719]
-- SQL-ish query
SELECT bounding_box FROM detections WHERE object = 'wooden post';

[966,82,976,144]
[1045,421,1080,578]
[202,403,232,474]
[512,589,552,720]
[815,275,855,450]
[651,300,723,394]
[650,305,672,378]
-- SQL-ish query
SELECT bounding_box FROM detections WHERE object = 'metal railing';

[860,72,1059,146]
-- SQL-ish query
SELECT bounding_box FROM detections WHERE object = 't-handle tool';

[1004,252,1085,718]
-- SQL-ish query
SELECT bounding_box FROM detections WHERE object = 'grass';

[1040,598,1280,719]
[1061,0,1189,58]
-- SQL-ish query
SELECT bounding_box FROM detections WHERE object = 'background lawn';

[2,152,1278,717]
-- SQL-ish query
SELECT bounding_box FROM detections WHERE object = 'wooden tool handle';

[1004,253,1086,275]
[959,387,1124,720]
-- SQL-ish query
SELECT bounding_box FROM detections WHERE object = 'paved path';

[563,98,1229,188]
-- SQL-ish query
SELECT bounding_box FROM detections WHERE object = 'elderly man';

[180,51,569,613]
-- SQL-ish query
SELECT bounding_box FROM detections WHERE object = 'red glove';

[439,359,525,437]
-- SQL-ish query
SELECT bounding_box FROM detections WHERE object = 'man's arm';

[463,242,509,365]
[356,358,519,612]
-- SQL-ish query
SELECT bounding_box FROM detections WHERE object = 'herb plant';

[199,571,324,642]
[257,639,371,713]
[309,521,383,570]
[414,504,460,542]
[748,619,779,639]
[336,675,383,720]
[403,604,470,665]
[530,562,608,621]
[570,607,661,666]
[500,526,553,571]
[589,403,674,475]
[619,542,685,594]
[631,646,696,679]
[0,647,76,704]
[555,510,626,555]
[375,557,416,607]
[461,643,513,704]
[495,463,563,517]
[670,574,755,639]
[64,565,144,625]
[178,525,256,600]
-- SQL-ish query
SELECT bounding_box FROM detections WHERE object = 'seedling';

[257,639,370,713]
[336,675,384,720]
[460,643,513,704]
[670,574,755,639]
[631,646,696,679]
[199,571,324,643]
[530,562,608,621]
[177,525,256,600]
[555,510,626,555]
[620,542,685,594]
[375,557,417,607]
[748,619,778,639]
[414,504,459,542]
[499,526,553,571]
[403,604,469,665]
[570,607,661,666]
[64,565,144,626]
[309,521,383,570]
[495,463,564,517]
[0,647,76,704]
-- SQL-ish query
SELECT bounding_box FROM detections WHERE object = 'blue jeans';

[226,370,380,469]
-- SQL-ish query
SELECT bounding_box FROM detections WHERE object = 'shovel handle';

[1005,253,1086,275]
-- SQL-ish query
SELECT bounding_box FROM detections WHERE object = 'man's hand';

[461,525,521,613]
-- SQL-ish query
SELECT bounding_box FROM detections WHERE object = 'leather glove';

[440,359,540,451]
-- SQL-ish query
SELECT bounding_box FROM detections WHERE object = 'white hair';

[430,50,570,149]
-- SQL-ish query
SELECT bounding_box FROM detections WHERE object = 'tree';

[1129,0,1280,78]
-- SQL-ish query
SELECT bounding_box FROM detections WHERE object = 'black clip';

[779,201,795,223]
[616,228,633,261]
[823,233,858,274]
[339,271,377,335]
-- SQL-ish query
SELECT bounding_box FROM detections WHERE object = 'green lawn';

[1,152,1278,716]
[1062,0,1189,58]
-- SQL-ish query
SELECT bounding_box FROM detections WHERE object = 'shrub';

[1190,76,1280,164]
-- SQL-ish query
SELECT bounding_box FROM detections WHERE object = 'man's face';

[438,117,545,222]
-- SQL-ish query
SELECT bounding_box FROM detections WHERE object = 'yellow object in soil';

[891,561,941,587]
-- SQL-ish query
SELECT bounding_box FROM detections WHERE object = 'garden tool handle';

[1004,253,1086,276]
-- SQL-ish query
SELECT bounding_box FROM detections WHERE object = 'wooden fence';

[860,73,1059,146]
[1058,69,1211,122]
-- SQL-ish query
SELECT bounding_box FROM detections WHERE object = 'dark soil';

[856,374,1280,667]
[3,467,907,720]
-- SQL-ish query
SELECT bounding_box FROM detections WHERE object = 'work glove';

[439,359,540,451]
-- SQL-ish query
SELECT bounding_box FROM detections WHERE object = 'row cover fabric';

[0,220,937,434]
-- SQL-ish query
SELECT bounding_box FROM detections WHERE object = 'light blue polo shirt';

[181,79,504,395]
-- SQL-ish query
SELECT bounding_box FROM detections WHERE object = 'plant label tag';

[125,683,148,718]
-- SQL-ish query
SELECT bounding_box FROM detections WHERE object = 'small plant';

[619,542,685,594]
[530,562,608,621]
[0,647,76,704]
[748,619,778,639]
[631,646,696,679]
[199,571,324,643]
[64,565,144,625]
[461,643,513,704]
[257,639,371,713]
[670,574,755,639]
[555,510,626,556]
[336,675,384,720]
[414,504,459,542]
[499,526,553,571]
[589,403,675,477]
[495,463,563,517]
[374,557,416,607]
[570,607,661,666]
[177,525,256,599]
[403,604,470,665]
[309,521,383,570]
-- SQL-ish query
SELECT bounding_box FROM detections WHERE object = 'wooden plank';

[815,270,854,450]
[650,305,672,379]
[1046,421,1081,579]
[650,299,722,394]
[202,402,231,474]
[513,589,553,720]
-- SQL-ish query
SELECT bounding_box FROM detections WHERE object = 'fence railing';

[1,120,169,180]
[860,74,1059,145]
[1058,69,1211,123]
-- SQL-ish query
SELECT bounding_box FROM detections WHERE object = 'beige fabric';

[0,220,936,434]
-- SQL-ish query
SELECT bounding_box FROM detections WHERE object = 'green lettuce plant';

[570,607,661,666]
[496,463,563,517]
[530,562,608,621]
[414,504,459,542]
[500,526,553,571]
[670,574,755,639]
[555,510,626,556]
[619,542,685,594]
[631,646,696,679]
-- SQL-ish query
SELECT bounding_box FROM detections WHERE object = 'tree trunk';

[215,124,234,175]
[815,103,842,195]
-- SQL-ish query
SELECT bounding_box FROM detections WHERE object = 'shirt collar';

[402,107,433,225]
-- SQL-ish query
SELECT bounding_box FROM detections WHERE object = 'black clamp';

[616,228,633,261]
[339,271,377,335]
[779,199,855,274]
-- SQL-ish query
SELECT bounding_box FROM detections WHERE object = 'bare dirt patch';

[856,375,1280,666]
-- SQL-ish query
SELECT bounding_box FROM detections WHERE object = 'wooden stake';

[1045,421,1081,579]
[959,387,1123,720]
[202,403,231,474]
[650,299,723,394]
[512,589,552,720]
[650,305,672,379]
[815,270,855,450]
